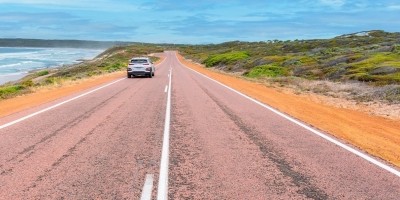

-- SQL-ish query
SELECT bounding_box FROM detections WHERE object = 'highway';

[0,51,399,199]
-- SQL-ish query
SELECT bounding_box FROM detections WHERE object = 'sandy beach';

[0,73,27,85]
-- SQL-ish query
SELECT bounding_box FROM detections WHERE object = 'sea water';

[0,47,104,85]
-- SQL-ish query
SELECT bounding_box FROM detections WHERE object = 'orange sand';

[177,54,400,167]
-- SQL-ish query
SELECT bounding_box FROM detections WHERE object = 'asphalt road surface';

[0,51,399,199]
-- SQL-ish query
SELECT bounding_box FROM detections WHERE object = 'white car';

[127,57,155,78]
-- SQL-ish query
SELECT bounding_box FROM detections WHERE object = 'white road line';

[157,68,172,200]
[140,174,154,200]
[175,53,400,178]
[0,78,126,130]
[0,54,168,130]
[164,85,168,93]
[156,56,168,68]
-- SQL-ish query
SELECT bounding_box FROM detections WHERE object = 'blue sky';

[0,0,399,44]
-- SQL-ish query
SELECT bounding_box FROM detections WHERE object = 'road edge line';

[0,78,126,130]
[0,54,168,130]
[174,53,400,178]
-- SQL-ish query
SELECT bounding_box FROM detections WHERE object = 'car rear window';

[130,59,148,63]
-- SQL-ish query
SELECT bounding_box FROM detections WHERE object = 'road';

[0,51,399,199]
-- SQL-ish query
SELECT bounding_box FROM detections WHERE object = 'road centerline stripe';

[157,67,172,200]
[174,53,400,178]
[140,174,154,200]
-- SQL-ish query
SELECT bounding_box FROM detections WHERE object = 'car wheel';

[127,74,130,78]
[149,73,153,78]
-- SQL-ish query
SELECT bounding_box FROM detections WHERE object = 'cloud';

[0,12,137,40]
[0,0,399,43]
[319,0,346,7]
[387,4,400,10]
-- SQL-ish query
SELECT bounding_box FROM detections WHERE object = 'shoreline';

[0,47,106,86]
[0,73,28,85]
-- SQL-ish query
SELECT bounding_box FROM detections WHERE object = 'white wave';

[0,48,104,75]
[0,71,28,77]
[0,63,22,68]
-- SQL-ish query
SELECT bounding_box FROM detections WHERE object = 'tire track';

[1,85,130,177]
[169,91,221,199]
[193,76,329,199]
[22,87,135,192]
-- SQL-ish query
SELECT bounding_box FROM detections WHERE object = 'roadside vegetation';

[2,30,399,104]
[0,44,165,99]
[178,30,400,104]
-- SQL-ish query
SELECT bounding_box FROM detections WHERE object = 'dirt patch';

[0,72,125,118]
[177,54,400,168]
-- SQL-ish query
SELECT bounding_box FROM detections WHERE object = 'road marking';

[164,85,168,93]
[157,68,172,200]
[0,78,126,130]
[140,174,154,200]
[156,56,167,68]
[0,57,169,130]
[175,53,400,178]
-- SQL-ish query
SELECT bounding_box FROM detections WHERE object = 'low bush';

[0,85,25,99]
[36,70,49,77]
[203,51,249,67]
[245,64,288,78]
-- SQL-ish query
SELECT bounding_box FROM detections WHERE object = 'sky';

[0,0,399,44]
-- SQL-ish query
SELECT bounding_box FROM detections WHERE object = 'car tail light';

[127,68,132,71]
[146,67,151,71]
[143,63,149,65]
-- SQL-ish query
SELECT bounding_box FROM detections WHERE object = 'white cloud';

[319,0,346,7]
[387,5,400,10]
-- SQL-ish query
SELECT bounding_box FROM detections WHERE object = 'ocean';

[0,47,104,85]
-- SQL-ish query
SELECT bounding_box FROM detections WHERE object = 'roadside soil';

[0,72,124,118]
[0,54,165,119]
[0,53,399,168]
[176,54,400,168]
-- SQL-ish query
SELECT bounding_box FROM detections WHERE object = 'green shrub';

[44,77,62,85]
[105,62,124,72]
[36,70,49,76]
[245,64,288,78]
[203,51,249,67]
[0,85,25,99]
